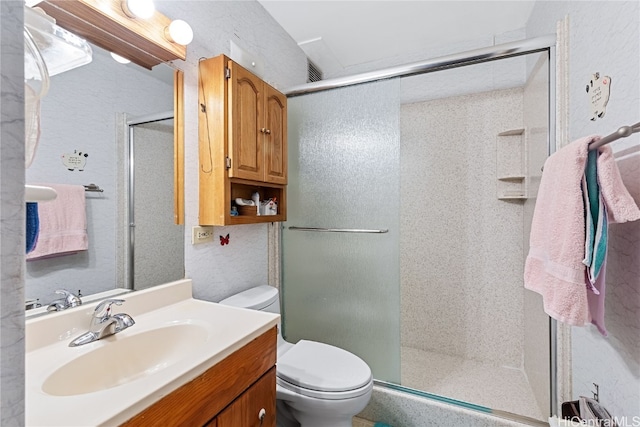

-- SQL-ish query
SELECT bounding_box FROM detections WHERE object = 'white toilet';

[219,285,373,427]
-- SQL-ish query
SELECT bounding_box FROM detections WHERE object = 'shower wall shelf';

[496,128,527,200]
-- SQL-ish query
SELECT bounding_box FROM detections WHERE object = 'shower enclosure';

[282,39,553,423]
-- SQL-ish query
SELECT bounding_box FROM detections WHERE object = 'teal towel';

[26,202,39,253]
[582,150,607,287]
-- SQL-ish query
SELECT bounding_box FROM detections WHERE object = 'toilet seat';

[276,375,372,400]
[276,340,373,400]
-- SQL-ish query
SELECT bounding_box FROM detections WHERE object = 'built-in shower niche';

[496,128,527,200]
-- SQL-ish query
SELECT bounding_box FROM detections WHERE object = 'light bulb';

[122,0,155,19]
[110,52,131,64]
[166,20,194,46]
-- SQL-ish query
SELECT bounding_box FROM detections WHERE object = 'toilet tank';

[218,285,280,314]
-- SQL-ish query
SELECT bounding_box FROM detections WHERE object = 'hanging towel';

[26,202,39,253]
[525,137,595,326]
[26,184,88,260]
[597,146,640,223]
[582,150,607,289]
[524,136,640,327]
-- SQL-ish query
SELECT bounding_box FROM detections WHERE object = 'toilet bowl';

[219,286,373,427]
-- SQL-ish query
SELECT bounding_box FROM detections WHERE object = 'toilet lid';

[277,340,372,393]
[218,285,278,310]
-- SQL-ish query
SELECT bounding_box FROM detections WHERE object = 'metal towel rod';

[84,183,103,192]
[288,226,389,234]
[588,121,640,151]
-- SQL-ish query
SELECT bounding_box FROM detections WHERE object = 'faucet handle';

[93,299,125,319]
[54,289,82,307]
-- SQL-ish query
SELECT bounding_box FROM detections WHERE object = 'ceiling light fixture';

[122,0,155,20]
[110,52,131,64]
[165,19,193,46]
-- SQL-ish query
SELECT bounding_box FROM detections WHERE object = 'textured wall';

[526,1,640,417]
[571,150,640,417]
[400,87,524,367]
[1,2,25,424]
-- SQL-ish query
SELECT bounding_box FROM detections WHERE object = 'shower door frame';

[123,111,175,291]
[277,35,559,421]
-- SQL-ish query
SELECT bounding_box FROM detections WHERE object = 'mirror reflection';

[129,117,184,290]
[25,43,183,311]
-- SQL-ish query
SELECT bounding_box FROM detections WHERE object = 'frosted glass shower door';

[282,79,401,383]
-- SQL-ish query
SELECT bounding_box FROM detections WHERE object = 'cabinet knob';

[258,408,266,425]
[260,128,266,133]
[265,129,271,135]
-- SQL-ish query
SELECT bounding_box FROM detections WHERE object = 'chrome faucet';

[46,289,82,312]
[69,299,135,347]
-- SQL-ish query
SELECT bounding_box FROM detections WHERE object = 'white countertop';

[26,279,279,427]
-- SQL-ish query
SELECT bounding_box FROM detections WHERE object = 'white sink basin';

[26,279,280,427]
[41,322,209,396]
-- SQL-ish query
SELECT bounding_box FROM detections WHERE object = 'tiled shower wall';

[400,87,525,367]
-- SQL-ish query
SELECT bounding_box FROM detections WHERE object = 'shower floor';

[400,346,545,421]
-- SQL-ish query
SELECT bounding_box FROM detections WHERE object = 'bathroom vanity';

[123,329,276,426]
[25,280,278,427]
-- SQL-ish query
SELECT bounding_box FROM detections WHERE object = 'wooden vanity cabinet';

[209,367,276,427]
[198,54,287,226]
[122,327,277,427]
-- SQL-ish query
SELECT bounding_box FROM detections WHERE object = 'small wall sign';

[61,150,89,171]
[586,72,611,121]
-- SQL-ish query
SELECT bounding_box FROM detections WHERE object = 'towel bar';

[288,226,388,234]
[84,183,103,192]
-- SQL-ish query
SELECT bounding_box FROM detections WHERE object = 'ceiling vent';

[307,58,323,82]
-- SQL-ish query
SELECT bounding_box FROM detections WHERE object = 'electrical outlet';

[192,226,214,244]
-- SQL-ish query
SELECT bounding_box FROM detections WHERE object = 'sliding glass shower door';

[282,79,401,383]
[281,44,553,422]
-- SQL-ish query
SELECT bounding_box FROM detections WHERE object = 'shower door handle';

[288,226,389,234]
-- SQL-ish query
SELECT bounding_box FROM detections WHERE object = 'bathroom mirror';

[25,42,185,311]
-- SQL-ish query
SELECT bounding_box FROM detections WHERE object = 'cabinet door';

[216,368,276,427]
[228,61,263,182]
[263,85,287,184]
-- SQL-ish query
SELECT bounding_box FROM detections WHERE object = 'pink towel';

[26,184,88,260]
[524,136,640,326]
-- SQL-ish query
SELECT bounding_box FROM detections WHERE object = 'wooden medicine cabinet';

[198,55,287,226]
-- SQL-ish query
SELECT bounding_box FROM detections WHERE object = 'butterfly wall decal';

[220,234,230,246]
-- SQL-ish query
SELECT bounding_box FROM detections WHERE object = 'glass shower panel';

[282,79,401,383]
